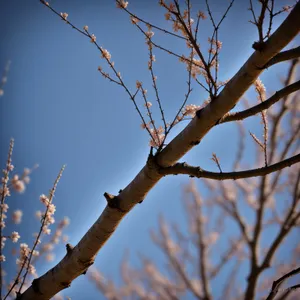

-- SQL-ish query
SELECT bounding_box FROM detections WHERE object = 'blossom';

[254,78,266,103]
[23,176,30,184]
[60,12,68,21]
[0,255,6,262]
[90,34,96,43]
[146,30,154,39]
[254,78,266,95]
[116,0,128,9]
[47,203,56,215]
[144,102,152,108]
[7,164,14,171]
[165,12,171,20]
[19,243,30,258]
[11,231,20,243]
[136,81,142,89]
[43,227,51,235]
[42,243,54,251]
[83,25,89,31]
[216,40,222,49]
[62,235,69,243]
[28,264,37,276]
[46,253,55,262]
[40,194,49,205]
[1,237,6,249]
[149,126,165,148]
[183,104,201,117]
[62,216,70,226]
[35,210,43,219]
[23,168,30,175]
[0,186,10,197]
[130,16,139,24]
[140,122,149,129]
[12,210,23,224]
[101,48,111,61]
[208,38,222,49]
[55,229,62,237]
[12,179,25,193]
[0,203,8,213]
[53,237,60,244]
[197,11,206,19]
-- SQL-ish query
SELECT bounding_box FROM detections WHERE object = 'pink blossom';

[0,186,10,197]
[90,34,96,43]
[0,203,8,213]
[116,0,128,9]
[101,48,111,61]
[60,12,68,21]
[146,31,154,39]
[40,194,49,205]
[62,216,70,226]
[136,81,142,89]
[12,180,25,193]
[1,237,6,249]
[11,231,20,243]
[46,253,55,262]
[144,102,152,108]
[130,16,139,24]
[0,255,6,262]
[183,104,201,117]
[12,210,23,224]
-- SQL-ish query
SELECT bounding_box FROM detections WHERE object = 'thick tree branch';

[220,80,300,123]
[263,46,300,68]
[20,3,300,299]
[160,154,300,180]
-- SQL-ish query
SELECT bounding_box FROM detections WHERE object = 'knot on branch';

[146,149,163,174]
[32,278,43,295]
[190,140,200,146]
[78,258,94,275]
[60,281,71,289]
[104,192,127,213]
[252,41,266,52]
[66,243,74,255]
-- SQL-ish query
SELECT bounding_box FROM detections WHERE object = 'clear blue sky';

[0,0,297,299]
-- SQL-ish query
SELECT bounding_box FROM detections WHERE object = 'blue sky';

[0,0,298,299]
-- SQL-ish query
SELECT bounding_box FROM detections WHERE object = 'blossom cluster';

[149,126,165,148]
[40,194,56,235]
[254,78,266,101]
[0,140,69,297]
[16,243,37,276]
[182,104,201,117]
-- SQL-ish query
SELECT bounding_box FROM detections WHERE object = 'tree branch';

[20,2,300,299]
[264,46,300,68]
[265,266,300,300]
[220,80,300,123]
[160,154,300,180]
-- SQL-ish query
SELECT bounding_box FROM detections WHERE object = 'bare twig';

[160,154,300,180]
